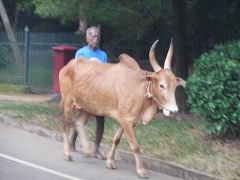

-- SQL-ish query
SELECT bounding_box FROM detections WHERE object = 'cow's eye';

[160,84,165,89]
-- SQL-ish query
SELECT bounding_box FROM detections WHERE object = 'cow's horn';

[164,38,174,70]
[149,39,161,72]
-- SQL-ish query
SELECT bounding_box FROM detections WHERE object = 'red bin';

[52,45,77,93]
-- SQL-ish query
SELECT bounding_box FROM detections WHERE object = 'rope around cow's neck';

[145,81,153,98]
[144,80,163,110]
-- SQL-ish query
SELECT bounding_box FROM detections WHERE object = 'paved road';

[0,124,180,180]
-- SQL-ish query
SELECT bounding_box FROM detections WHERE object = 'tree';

[0,0,24,73]
[172,0,188,112]
[31,0,171,44]
[31,0,85,33]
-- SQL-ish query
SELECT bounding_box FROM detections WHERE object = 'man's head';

[86,26,100,50]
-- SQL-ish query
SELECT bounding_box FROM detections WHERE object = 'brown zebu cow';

[59,40,185,178]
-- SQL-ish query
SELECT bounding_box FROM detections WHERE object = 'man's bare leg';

[94,116,105,160]
[69,129,78,152]
[69,115,105,159]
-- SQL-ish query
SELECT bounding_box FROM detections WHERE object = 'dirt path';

[0,93,53,103]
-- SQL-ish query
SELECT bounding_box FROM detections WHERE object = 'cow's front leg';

[75,110,92,155]
[121,122,149,178]
[106,127,123,169]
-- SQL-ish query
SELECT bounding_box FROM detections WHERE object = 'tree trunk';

[75,16,87,35]
[12,0,21,31]
[0,0,24,74]
[172,0,188,112]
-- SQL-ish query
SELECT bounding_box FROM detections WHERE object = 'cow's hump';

[119,54,141,71]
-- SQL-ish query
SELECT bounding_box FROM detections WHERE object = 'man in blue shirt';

[75,29,107,63]
[70,26,107,160]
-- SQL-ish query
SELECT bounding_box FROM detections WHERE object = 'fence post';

[24,26,30,87]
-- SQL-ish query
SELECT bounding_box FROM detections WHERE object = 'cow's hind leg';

[62,97,74,161]
[75,110,92,155]
[63,120,73,161]
[106,127,123,169]
[121,122,149,178]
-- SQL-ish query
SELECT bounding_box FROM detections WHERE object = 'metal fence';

[0,28,162,93]
[0,27,82,93]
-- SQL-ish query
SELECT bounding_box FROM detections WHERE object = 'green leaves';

[186,40,240,136]
[32,0,80,23]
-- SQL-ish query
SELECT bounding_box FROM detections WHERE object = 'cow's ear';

[145,74,156,81]
[146,76,154,81]
[142,71,156,81]
[176,77,186,87]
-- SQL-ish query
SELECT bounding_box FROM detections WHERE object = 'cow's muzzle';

[163,107,178,117]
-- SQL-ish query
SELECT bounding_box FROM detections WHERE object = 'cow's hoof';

[65,155,73,161]
[105,159,116,169]
[137,169,149,179]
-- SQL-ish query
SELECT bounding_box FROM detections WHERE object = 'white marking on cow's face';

[153,69,179,116]
[163,109,171,116]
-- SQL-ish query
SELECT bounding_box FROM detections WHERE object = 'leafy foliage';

[2,0,240,59]
[32,0,80,23]
[186,40,240,136]
[80,0,172,42]
[29,0,172,47]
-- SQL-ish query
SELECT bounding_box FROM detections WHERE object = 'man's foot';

[93,151,106,160]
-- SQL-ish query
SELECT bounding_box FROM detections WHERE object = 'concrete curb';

[0,113,221,180]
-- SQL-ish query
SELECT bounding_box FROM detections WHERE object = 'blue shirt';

[75,45,108,63]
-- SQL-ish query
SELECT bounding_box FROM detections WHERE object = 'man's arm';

[75,49,83,59]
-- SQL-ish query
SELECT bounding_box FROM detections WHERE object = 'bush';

[186,40,240,136]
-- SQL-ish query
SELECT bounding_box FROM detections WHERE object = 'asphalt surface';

[0,123,181,180]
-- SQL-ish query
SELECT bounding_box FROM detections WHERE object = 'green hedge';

[186,40,240,136]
